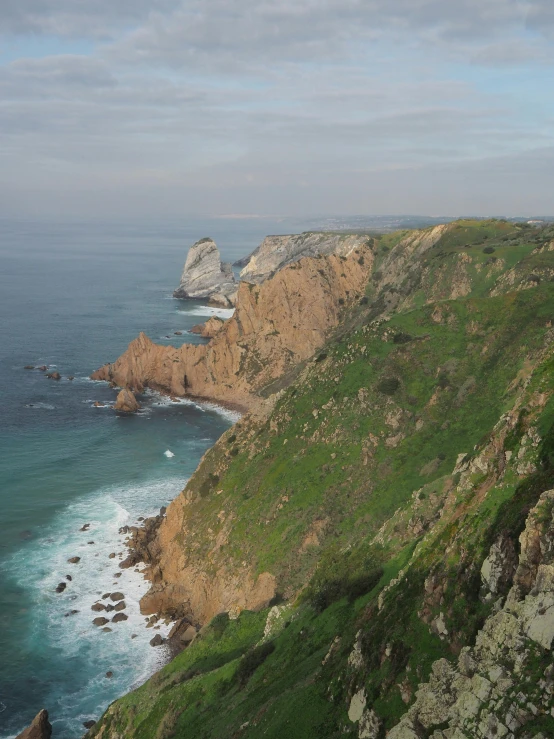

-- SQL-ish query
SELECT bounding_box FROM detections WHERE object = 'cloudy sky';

[1,0,553,218]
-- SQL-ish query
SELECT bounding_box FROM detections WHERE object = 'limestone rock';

[114,388,140,413]
[239,232,369,284]
[15,710,52,739]
[173,238,237,306]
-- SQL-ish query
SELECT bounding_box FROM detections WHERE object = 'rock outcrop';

[239,232,370,284]
[113,388,140,413]
[189,315,225,339]
[173,238,237,307]
[92,245,373,409]
[388,489,554,739]
[15,710,52,739]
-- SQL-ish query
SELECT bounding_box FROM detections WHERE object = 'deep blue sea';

[0,216,305,738]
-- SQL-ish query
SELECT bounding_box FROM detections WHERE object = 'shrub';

[437,371,450,389]
[338,298,345,306]
[227,434,237,445]
[235,642,276,687]
[377,377,400,395]
[360,296,369,306]
[483,246,495,254]
[392,332,412,344]
[346,569,384,603]
[315,353,328,363]
[358,256,365,265]
[230,446,239,457]
[199,473,220,497]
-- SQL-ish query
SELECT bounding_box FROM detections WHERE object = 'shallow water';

[0,216,295,738]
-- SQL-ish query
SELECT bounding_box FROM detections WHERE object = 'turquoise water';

[0,217,295,738]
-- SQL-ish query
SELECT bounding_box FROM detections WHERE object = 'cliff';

[239,231,371,284]
[88,220,554,739]
[173,237,237,307]
[92,244,373,409]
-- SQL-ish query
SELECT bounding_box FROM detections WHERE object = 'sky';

[0,0,553,219]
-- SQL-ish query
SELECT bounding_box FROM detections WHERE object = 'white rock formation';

[239,232,369,284]
[174,237,237,307]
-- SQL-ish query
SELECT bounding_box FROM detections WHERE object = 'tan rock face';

[92,246,373,409]
[113,388,140,413]
[240,232,370,284]
[189,315,226,338]
[15,710,52,739]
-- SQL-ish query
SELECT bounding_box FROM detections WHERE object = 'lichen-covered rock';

[173,238,237,306]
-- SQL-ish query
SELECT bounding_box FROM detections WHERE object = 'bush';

[392,332,412,344]
[360,296,369,306]
[437,371,450,389]
[199,473,220,497]
[235,642,275,687]
[338,298,345,306]
[315,353,328,363]
[483,246,495,254]
[227,434,237,444]
[377,377,400,395]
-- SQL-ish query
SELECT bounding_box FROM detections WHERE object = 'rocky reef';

[173,237,237,307]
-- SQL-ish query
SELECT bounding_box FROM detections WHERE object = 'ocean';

[0,216,301,738]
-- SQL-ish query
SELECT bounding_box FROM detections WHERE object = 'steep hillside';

[89,220,554,739]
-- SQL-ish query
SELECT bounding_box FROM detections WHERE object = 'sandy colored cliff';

[92,245,373,409]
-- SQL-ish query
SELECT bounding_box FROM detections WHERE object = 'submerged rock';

[46,371,61,381]
[83,720,96,730]
[15,709,52,739]
[173,237,237,307]
[114,388,140,413]
[55,582,66,593]
[67,556,80,564]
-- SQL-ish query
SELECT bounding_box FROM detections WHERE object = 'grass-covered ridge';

[90,220,554,738]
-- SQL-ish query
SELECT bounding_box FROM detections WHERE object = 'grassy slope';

[91,221,554,738]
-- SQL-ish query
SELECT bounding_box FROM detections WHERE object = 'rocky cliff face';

[15,710,52,739]
[239,231,370,284]
[173,237,237,307]
[92,244,373,409]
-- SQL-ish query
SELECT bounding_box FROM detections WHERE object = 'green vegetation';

[91,219,554,738]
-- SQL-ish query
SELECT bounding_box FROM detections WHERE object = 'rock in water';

[114,388,140,413]
[173,237,237,307]
[15,709,52,739]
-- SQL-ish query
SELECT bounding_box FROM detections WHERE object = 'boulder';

[91,603,106,612]
[114,601,126,612]
[24,365,35,370]
[15,709,52,739]
[46,371,61,380]
[114,388,140,413]
[189,316,225,339]
[150,633,164,647]
[80,524,90,532]
[83,720,96,730]
[105,671,113,678]
[93,617,109,627]
[37,365,48,372]
[68,556,80,564]
[112,613,128,623]
[173,237,237,306]
[110,592,125,601]
[55,582,66,593]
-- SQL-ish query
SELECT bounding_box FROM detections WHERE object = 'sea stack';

[173,237,237,307]
[15,709,52,739]
[114,388,140,413]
